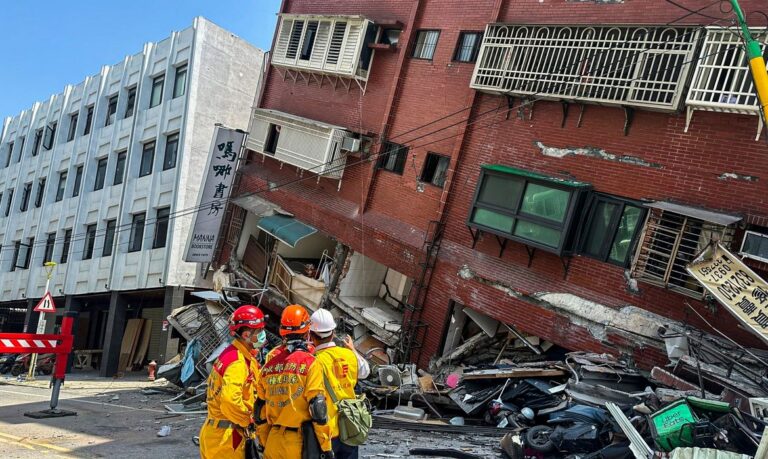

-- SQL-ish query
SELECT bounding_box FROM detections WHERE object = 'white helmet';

[310,308,336,338]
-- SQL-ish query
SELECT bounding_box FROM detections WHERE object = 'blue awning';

[257,215,317,248]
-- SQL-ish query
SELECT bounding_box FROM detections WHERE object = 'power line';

[0,18,735,265]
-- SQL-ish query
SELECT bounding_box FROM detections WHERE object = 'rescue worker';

[199,305,267,459]
[255,304,334,459]
[309,309,370,459]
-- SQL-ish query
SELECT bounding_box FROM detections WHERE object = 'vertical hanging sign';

[184,126,246,263]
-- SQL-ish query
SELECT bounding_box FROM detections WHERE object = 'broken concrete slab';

[650,367,702,392]
[461,368,566,380]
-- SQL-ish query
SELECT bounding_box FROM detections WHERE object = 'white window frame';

[272,14,376,84]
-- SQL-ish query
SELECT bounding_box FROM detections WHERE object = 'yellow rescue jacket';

[315,344,360,439]
[200,341,259,457]
[256,344,332,451]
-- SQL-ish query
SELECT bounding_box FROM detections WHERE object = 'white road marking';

[0,388,166,413]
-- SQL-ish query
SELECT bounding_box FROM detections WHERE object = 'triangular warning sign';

[34,292,56,313]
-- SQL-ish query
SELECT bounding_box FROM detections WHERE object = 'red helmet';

[280,304,311,337]
[229,305,265,336]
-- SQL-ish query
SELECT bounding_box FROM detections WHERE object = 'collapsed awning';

[257,214,317,248]
[646,201,742,226]
[231,194,280,216]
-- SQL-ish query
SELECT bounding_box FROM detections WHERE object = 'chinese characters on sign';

[687,243,768,345]
[184,126,246,263]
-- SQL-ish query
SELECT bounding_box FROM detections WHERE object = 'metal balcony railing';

[470,24,700,111]
[685,27,768,137]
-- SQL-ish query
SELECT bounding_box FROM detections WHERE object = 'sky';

[0,0,282,117]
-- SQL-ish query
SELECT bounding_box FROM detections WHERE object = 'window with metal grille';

[632,208,736,298]
[471,24,699,110]
[454,32,483,63]
[377,142,408,175]
[467,165,590,255]
[413,30,440,60]
[685,27,768,130]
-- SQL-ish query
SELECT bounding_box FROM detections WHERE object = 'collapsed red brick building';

[215,0,768,370]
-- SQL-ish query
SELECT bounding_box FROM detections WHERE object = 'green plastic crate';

[648,400,698,451]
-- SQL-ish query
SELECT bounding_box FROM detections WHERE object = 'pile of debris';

[362,326,768,458]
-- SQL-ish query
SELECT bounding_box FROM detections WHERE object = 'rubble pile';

[362,327,768,458]
[153,291,768,457]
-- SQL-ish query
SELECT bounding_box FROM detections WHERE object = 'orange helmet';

[229,305,265,336]
[280,304,311,336]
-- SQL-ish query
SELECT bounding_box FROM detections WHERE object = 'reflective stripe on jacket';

[256,344,332,452]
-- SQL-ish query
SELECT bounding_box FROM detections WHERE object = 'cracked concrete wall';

[457,264,679,349]
[535,141,663,169]
[718,172,758,182]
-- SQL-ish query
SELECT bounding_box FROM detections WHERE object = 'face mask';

[252,330,267,349]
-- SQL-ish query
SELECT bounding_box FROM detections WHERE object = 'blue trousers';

[332,438,359,459]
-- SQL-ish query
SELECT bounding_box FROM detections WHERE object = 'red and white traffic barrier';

[0,313,76,417]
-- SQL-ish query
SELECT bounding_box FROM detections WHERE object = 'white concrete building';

[0,17,264,375]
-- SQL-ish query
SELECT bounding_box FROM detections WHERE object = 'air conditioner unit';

[740,230,768,263]
[377,365,402,387]
[341,137,361,153]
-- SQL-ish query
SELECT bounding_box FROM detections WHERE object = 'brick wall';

[232,0,768,368]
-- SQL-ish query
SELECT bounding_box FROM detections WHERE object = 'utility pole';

[28,261,57,380]
[729,0,768,134]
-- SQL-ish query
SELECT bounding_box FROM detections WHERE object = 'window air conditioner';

[341,137,361,153]
[740,230,768,264]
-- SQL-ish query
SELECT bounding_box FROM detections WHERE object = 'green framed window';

[578,194,647,267]
[467,165,590,254]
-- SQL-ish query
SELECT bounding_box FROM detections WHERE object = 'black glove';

[320,451,335,459]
